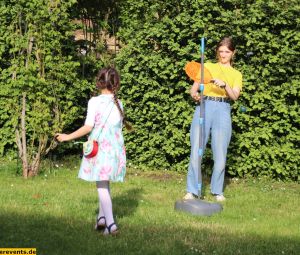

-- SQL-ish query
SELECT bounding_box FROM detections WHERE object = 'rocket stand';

[175,37,222,216]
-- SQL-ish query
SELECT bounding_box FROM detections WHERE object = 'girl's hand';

[55,133,70,142]
[55,126,92,143]
[211,79,226,88]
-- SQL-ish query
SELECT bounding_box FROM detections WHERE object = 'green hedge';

[116,0,299,180]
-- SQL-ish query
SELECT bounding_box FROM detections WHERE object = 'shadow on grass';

[0,210,299,255]
[113,187,143,219]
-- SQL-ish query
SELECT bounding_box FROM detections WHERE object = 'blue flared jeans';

[186,100,232,196]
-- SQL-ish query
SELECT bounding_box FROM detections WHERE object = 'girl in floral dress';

[56,67,131,235]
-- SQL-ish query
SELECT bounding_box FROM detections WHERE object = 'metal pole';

[198,37,205,198]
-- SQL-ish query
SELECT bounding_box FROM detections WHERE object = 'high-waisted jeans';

[186,100,232,196]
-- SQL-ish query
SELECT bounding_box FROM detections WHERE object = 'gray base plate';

[175,199,223,216]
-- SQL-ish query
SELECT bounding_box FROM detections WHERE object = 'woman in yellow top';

[185,37,242,202]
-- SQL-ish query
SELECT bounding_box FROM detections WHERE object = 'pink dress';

[78,94,126,182]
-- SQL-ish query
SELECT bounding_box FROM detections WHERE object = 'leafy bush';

[0,0,93,176]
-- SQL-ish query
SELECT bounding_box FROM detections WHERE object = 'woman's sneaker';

[215,194,226,202]
[183,192,197,200]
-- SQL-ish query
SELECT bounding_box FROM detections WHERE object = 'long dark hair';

[96,67,133,131]
[216,37,236,65]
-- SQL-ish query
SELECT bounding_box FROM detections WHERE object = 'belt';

[204,96,231,103]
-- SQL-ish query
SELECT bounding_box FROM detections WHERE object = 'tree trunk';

[15,93,29,178]
[30,135,47,176]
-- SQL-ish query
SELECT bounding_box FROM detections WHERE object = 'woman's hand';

[211,79,240,100]
[192,92,201,101]
[190,82,201,101]
[211,79,226,88]
[55,133,70,142]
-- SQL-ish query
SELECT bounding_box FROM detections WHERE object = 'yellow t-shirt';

[204,62,242,97]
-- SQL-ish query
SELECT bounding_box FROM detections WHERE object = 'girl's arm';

[55,125,93,142]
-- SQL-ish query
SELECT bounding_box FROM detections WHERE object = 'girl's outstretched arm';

[55,125,93,142]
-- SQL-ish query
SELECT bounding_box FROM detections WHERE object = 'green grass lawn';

[0,159,299,255]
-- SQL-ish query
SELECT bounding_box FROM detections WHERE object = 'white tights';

[96,181,116,232]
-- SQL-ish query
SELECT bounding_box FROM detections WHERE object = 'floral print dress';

[78,94,126,182]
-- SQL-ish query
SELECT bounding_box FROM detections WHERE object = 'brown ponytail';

[96,67,133,131]
[112,91,133,132]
